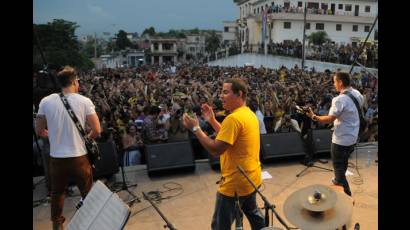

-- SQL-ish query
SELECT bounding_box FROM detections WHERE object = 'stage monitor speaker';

[260,132,305,160]
[93,142,120,179]
[312,129,332,153]
[145,141,195,174]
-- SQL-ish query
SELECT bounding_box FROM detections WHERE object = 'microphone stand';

[234,192,243,230]
[237,165,293,230]
[142,192,177,230]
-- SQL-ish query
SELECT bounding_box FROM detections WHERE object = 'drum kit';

[263,184,354,230]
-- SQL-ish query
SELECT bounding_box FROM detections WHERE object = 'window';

[365,6,371,12]
[284,22,291,29]
[224,27,229,32]
[307,2,319,9]
[298,1,303,7]
[345,4,352,11]
[321,3,328,10]
[338,4,343,10]
[316,23,324,30]
[364,25,370,32]
[305,23,310,30]
[284,2,290,8]
[336,24,342,31]
[353,25,358,32]
[163,43,173,50]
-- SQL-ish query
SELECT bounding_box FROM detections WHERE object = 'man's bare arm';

[86,113,102,139]
[35,115,48,137]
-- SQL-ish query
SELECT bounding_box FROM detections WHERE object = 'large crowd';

[240,40,378,68]
[33,63,378,165]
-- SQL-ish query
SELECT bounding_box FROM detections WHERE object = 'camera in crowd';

[295,105,311,115]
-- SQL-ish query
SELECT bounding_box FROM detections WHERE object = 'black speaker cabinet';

[40,141,120,188]
[145,141,195,174]
[312,129,332,153]
[260,132,305,160]
[93,142,120,178]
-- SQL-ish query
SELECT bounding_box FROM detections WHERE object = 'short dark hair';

[57,66,78,88]
[334,72,351,87]
[225,78,248,99]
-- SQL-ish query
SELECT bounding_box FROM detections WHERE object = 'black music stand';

[296,129,332,177]
[296,159,333,177]
[112,149,140,205]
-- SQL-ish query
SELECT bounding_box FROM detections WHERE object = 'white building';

[97,54,123,69]
[235,0,378,52]
[96,50,146,69]
[126,50,145,67]
[150,38,178,64]
[184,34,206,59]
[222,21,239,47]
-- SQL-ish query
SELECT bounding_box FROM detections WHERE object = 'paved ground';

[33,143,378,230]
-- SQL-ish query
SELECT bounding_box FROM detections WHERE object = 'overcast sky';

[33,0,238,37]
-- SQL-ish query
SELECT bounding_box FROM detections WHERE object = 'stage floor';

[33,143,378,230]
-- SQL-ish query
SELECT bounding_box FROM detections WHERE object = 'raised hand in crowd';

[201,104,215,122]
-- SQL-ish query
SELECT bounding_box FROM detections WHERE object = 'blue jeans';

[123,150,141,166]
[211,191,265,230]
[331,143,354,196]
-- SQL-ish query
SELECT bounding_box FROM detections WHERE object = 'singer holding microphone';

[306,72,364,197]
[183,78,265,230]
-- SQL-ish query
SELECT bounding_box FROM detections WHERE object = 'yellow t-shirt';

[216,106,262,197]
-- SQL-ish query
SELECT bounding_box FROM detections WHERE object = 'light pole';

[266,17,272,55]
[95,24,116,57]
[237,19,246,54]
[301,2,307,70]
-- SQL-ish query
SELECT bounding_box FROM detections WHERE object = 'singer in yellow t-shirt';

[183,78,265,230]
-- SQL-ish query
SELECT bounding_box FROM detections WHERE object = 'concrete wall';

[207,53,378,74]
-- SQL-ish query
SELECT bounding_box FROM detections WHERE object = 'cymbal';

[283,184,353,230]
[299,184,337,212]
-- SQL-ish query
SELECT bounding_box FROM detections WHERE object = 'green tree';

[191,28,199,34]
[33,19,94,71]
[142,26,156,36]
[205,31,220,53]
[115,30,133,51]
[307,31,331,45]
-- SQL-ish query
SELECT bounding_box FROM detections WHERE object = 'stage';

[33,143,378,230]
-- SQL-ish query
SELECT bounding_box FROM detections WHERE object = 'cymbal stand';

[142,192,177,230]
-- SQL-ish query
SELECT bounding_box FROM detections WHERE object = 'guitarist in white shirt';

[36,66,101,230]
